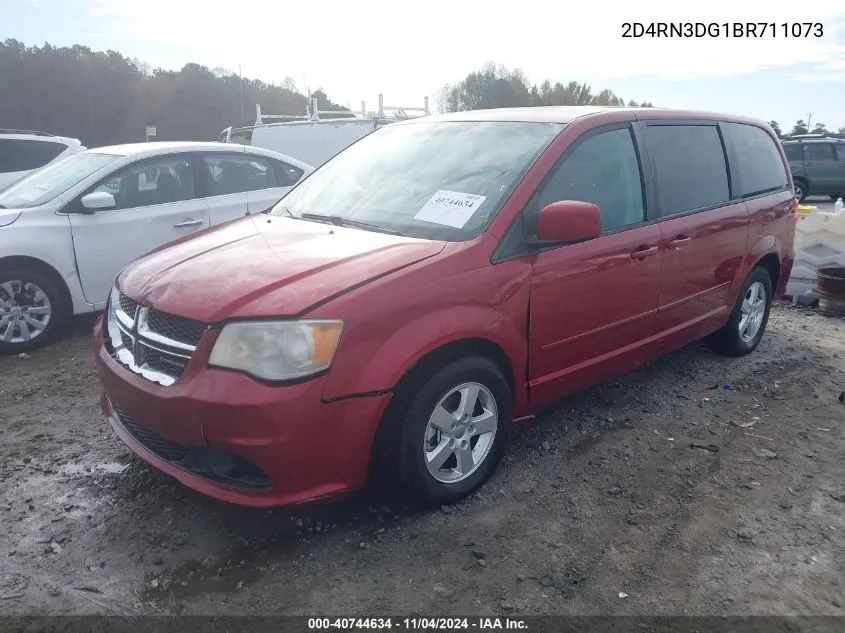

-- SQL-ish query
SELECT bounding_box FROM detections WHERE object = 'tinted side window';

[723,123,788,197]
[531,127,645,234]
[92,155,196,210]
[0,140,21,173]
[782,143,803,162]
[836,145,845,165]
[20,140,67,168]
[805,144,836,162]
[270,158,304,187]
[644,125,729,217]
[0,139,65,172]
[204,154,278,196]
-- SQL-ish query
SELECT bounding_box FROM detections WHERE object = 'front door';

[526,124,662,408]
[68,153,209,305]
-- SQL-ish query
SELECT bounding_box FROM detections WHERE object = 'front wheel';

[708,267,772,357]
[392,357,513,507]
[0,269,66,354]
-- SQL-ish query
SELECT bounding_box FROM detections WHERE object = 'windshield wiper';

[299,212,402,236]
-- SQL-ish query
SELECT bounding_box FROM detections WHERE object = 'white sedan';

[0,141,313,353]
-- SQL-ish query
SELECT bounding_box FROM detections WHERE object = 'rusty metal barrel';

[814,267,845,317]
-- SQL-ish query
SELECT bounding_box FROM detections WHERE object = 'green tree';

[0,38,348,145]
[791,120,809,136]
[439,63,652,112]
[769,121,782,138]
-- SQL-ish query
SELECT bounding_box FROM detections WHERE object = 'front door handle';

[630,245,659,260]
[667,236,692,249]
[174,219,203,228]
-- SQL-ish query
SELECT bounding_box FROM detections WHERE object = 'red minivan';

[93,106,797,508]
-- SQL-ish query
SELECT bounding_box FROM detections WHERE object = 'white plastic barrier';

[786,205,845,297]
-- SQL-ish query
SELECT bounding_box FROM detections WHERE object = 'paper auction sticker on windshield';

[413,190,487,229]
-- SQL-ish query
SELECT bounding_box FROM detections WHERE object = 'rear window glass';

[723,123,788,197]
[644,125,730,217]
[836,145,845,165]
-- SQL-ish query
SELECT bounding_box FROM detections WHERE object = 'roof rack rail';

[254,93,430,126]
[787,133,845,140]
[219,93,431,143]
[0,128,55,137]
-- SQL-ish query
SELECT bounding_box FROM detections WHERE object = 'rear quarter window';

[722,123,788,197]
[270,158,305,187]
[643,124,730,217]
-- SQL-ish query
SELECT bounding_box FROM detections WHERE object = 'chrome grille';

[146,309,206,347]
[118,294,137,318]
[106,291,207,387]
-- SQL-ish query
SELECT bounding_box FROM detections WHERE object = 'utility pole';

[807,112,813,131]
[239,64,245,126]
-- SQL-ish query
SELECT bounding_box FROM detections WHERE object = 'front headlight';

[107,286,119,324]
[208,320,344,381]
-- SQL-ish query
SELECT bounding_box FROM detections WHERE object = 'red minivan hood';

[117,216,447,322]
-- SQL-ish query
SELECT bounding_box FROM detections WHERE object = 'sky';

[4,0,845,130]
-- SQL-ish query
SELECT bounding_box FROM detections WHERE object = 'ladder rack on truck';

[218,93,430,144]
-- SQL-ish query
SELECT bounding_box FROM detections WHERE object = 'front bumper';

[93,316,392,507]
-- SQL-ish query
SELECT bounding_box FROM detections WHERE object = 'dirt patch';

[1,303,844,616]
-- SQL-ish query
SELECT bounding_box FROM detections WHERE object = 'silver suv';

[0,129,85,190]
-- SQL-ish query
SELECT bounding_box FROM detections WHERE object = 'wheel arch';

[0,255,73,315]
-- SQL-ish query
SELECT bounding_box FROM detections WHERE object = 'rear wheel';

[793,179,808,203]
[708,267,772,357]
[379,357,513,507]
[0,269,66,354]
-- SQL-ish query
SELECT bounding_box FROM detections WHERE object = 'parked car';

[0,129,85,190]
[781,135,845,202]
[94,106,796,509]
[0,141,313,353]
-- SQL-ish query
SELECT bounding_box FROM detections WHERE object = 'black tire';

[793,179,808,203]
[376,356,513,507]
[708,267,773,357]
[0,268,68,354]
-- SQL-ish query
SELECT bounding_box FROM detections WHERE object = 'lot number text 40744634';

[622,22,823,38]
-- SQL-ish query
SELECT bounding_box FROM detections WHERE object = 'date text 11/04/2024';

[622,22,823,37]
[307,618,528,630]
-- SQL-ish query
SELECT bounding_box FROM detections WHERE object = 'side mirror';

[535,200,601,244]
[80,191,116,211]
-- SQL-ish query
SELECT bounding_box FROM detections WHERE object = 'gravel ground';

[1,300,844,617]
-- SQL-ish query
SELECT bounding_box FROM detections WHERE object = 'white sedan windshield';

[0,152,120,209]
[271,120,564,241]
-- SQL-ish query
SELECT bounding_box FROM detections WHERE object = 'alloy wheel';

[739,281,766,343]
[423,382,498,484]
[0,280,52,344]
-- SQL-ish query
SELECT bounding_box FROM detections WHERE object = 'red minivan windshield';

[270,120,564,240]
